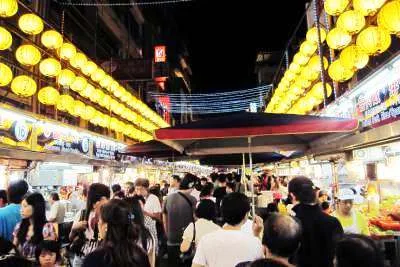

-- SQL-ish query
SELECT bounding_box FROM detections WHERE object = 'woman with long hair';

[13,192,57,261]
[82,199,150,267]
[125,196,156,267]
[70,183,110,267]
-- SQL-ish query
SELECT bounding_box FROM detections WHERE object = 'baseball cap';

[337,188,355,201]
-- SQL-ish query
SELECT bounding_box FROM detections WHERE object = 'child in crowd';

[35,240,62,267]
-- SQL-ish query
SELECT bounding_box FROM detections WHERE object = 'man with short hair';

[260,214,302,267]
[163,173,197,266]
[124,181,135,197]
[213,174,227,218]
[48,192,66,224]
[168,175,181,195]
[111,184,122,198]
[135,178,162,222]
[0,180,28,241]
[192,192,264,267]
[289,176,343,267]
[0,190,7,208]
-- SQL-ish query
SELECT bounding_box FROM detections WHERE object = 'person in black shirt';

[288,176,343,267]
[213,174,227,218]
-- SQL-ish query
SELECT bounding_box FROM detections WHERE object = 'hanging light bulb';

[0,26,12,50]
[18,13,44,35]
[82,61,98,76]
[340,45,369,70]
[0,0,18,18]
[328,59,355,82]
[324,0,349,16]
[299,41,317,57]
[306,27,327,44]
[91,68,105,82]
[38,86,60,105]
[58,43,76,60]
[337,10,366,35]
[70,76,87,93]
[41,30,63,50]
[57,69,76,87]
[56,94,74,112]
[11,75,37,97]
[70,52,87,70]
[39,58,62,78]
[326,27,352,50]
[0,62,13,86]
[378,1,400,34]
[15,44,41,66]
[356,26,392,55]
[353,0,387,16]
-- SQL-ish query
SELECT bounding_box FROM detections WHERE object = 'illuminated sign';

[154,46,166,63]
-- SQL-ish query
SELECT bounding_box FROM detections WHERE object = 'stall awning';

[120,140,182,159]
[155,112,359,156]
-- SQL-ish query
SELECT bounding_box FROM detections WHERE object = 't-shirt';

[83,246,150,267]
[240,219,253,236]
[163,191,196,245]
[0,204,21,241]
[182,218,220,245]
[332,210,370,235]
[144,194,162,214]
[193,229,264,267]
[48,201,66,224]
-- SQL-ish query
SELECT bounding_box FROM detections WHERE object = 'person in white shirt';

[181,199,220,252]
[48,192,65,224]
[135,178,162,222]
[192,192,264,267]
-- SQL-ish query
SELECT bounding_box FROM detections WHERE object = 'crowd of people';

[0,172,387,267]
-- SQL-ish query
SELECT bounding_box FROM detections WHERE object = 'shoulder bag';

[178,192,196,265]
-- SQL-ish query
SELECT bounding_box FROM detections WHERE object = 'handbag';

[69,209,86,256]
[178,192,196,265]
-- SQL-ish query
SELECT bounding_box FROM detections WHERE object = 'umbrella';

[155,112,358,217]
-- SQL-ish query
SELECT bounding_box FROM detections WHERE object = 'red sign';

[154,46,166,63]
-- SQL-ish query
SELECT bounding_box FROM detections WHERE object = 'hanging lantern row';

[0,6,168,129]
[267,0,400,115]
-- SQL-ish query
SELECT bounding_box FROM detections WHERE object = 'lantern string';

[53,0,194,6]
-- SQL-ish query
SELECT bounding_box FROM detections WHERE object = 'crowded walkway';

[0,172,387,267]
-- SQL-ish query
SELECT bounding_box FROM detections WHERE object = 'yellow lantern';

[99,75,112,89]
[310,82,333,99]
[41,30,63,50]
[378,1,400,34]
[0,26,12,50]
[82,61,98,76]
[96,89,105,104]
[58,43,76,60]
[0,62,13,86]
[121,91,131,103]
[288,63,302,75]
[293,53,310,66]
[15,44,41,66]
[57,69,76,87]
[39,58,61,77]
[110,118,119,131]
[308,55,329,73]
[353,0,386,16]
[82,105,96,121]
[289,84,303,96]
[306,27,327,44]
[297,77,311,89]
[356,26,392,55]
[70,76,87,93]
[300,66,319,81]
[38,86,59,105]
[11,75,37,97]
[18,14,44,35]
[99,94,111,108]
[70,100,85,117]
[328,60,354,82]
[340,45,369,70]
[91,68,105,82]
[299,41,317,57]
[326,28,352,50]
[109,81,119,93]
[0,0,18,18]
[70,52,87,70]
[56,94,74,112]
[337,10,366,35]
[324,0,349,16]
[81,83,95,98]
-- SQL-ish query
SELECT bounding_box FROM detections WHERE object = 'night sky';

[171,0,310,93]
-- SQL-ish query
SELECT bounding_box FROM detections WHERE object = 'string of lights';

[53,0,194,6]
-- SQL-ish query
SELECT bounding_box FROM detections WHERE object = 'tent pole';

[248,137,255,218]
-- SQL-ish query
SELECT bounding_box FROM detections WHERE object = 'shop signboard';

[93,137,125,161]
[356,78,400,129]
[0,110,34,149]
